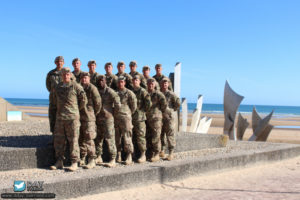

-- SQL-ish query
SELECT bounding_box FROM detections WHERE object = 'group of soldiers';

[46,56,180,171]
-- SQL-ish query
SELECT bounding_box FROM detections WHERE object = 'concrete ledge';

[0,133,227,171]
[0,141,299,199]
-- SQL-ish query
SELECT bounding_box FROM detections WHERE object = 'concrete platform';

[0,133,227,171]
[0,141,299,199]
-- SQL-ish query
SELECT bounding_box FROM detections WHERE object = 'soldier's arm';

[111,90,121,113]
[52,88,57,107]
[76,84,87,110]
[158,92,167,113]
[46,72,51,92]
[172,93,181,111]
[129,91,137,114]
[92,87,102,116]
[143,90,152,112]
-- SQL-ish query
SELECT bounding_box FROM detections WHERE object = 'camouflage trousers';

[146,118,162,154]
[79,121,96,159]
[132,120,147,152]
[53,119,80,162]
[95,119,117,159]
[115,115,134,154]
[48,92,56,133]
[161,116,176,152]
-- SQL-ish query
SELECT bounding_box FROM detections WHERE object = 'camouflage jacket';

[116,88,137,118]
[80,83,102,122]
[116,72,133,90]
[105,73,118,90]
[132,87,152,121]
[97,86,121,121]
[129,71,147,89]
[46,68,62,93]
[162,90,180,118]
[53,81,87,120]
[153,74,173,91]
[146,90,167,120]
[72,70,83,83]
[90,72,101,86]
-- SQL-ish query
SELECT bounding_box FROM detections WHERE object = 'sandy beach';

[17,105,300,144]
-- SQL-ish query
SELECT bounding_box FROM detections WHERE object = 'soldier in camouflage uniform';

[115,76,137,165]
[146,78,167,162]
[95,75,121,168]
[79,72,102,169]
[132,75,152,163]
[160,78,180,161]
[88,60,101,86]
[104,62,118,90]
[72,58,83,83]
[50,67,87,172]
[153,64,173,91]
[143,66,160,90]
[46,56,64,134]
[129,61,147,89]
[116,61,133,90]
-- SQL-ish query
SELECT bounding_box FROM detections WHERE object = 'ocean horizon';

[4,97,300,117]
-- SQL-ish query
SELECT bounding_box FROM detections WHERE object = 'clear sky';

[0,0,299,106]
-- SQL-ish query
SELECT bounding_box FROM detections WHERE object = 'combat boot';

[167,150,174,161]
[50,159,63,170]
[106,158,116,168]
[116,151,122,163]
[151,153,160,162]
[159,151,165,158]
[84,158,96,169]
[79,156,86,166]
[137,151,146,163]
[125,153,132,165]
[68,162,78,172]
[95,155,103,165]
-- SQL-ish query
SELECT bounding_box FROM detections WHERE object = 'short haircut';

[88,60,96,66]
[72,58,80,65]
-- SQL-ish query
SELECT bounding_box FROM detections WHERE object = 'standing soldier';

[143,65,159,90]
[132,75,152,163]
[72,58,83,83]
[95,75,121,168]
[46,56,64,134]
[146,78,167,162]
[116,61,133,90]
[104,62,118,90]
[153,64,173,91]
[115,76,137,165]
[129,61,147,89]
[79,72,102,169]
[50,67,87,172]
[88,60,101,86]
[160,78,180,161]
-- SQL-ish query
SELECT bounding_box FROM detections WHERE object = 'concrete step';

[0,133,227,171]
[0,141,299,199]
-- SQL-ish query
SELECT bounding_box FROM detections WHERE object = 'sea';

[5,98,300,118]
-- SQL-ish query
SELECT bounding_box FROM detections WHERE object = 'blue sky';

[0,0,299,106]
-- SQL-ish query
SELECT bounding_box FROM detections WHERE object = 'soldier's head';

[155,64,162,75]
[54,56,64,70]
[98,75,106,89]
[80,72,90,86]
[104,62,113,74]
[72,58,81,72]
[88,60,97,74]
[147,78,156,92]
[161,77,169,91]
[117,76,126,90]
[129,61,137,73]
[117,61,125,73]
[61,67,71,83]
[142,66,150,77]
[132,75,141,88]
